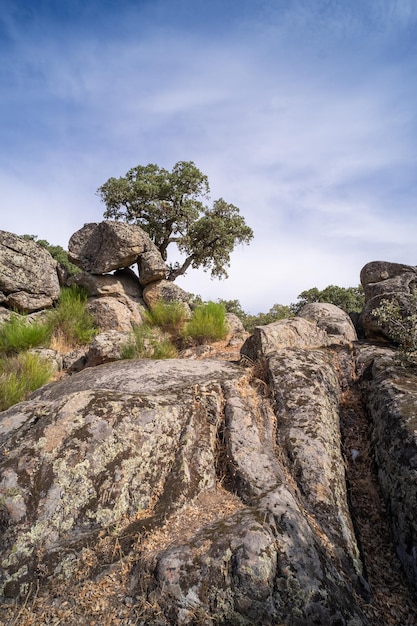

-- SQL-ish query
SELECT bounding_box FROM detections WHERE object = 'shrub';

[49,286,97,348]
[145,301,188,334]
[183,302,228,343]
[0,352,54,411]
[121,325,177,360]
[0,315,52,355]
[372,292,417,366]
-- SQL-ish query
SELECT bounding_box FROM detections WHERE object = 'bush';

[372,292,417,366]
[0,315,52,355]
[121,324,177,360]
[49,286,97,348]
[183,302,228,343]
[0,352,54,411]
[145,301,188,333]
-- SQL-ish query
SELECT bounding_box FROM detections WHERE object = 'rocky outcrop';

[298,302,357,343]
[0,304,378,625]
[2,252,417,624]
[68,221,167,280]
[360,261,417,340]
[241,316,330,361]
[0,231,60,313]
[67,222,190,330]
[0,320,372,624]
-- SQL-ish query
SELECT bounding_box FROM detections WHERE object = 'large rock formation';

[68,221,167,281]
[0,231,60,313]
[69,268,147,332]
[2,250,417,624]
[0,347,369,623]
[360,260,417,340]
[362,350,417,588]
[67,222,190,330]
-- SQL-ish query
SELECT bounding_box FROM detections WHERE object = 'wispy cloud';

[1,0,417,311]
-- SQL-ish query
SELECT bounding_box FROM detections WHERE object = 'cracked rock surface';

[1,310,417,624]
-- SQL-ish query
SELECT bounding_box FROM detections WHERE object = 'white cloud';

[1,0,417,313]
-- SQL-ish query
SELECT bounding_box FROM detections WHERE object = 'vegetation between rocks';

[49,285,97,349]
[372,291,417,366]
[0,286,97,410]
[0,352,54,411]
[122,300,228,359]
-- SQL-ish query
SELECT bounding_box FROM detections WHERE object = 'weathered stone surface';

[360,261,417,287]
[225,312,245,335]
[0,356,368,622]
[69,267,143,299]
[143,278,191,313]
[0,360,240,597]
[69,268,147,331]
[84,330,131,366]
[68,221,166,275]
[269,347,361,573]
[240,317,329,361]
[360,261,417,340]
[299,302,357,344]
[0,230,60,312]
[138,249,167,285]
[363,351,417,591]
[86,296,144,332]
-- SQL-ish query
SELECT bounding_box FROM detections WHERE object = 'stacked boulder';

[67,220,190,332]
[360,260,417,341]
[0,221,191,330]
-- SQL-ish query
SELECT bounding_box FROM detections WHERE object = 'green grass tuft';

[0,352,54,411]
[183,302,228,343]
[145,300,188,333]
[0,315,52,355]
[49,286,97,347]
[121,324,178,360]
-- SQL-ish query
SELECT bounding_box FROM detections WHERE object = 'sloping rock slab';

[0,360,241,598]
[0,357,368,623]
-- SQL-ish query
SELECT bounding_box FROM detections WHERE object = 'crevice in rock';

[339,360,417,625]
[214,412,241,496]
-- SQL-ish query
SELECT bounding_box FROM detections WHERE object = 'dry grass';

[340,383,417,625]
[0,486,244,626]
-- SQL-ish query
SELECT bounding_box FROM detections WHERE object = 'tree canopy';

[290,285,364,315]
[97,161,254,281]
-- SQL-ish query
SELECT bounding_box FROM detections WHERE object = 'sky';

[1,0,417,313]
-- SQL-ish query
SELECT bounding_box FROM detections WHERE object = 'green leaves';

[372,292,417,366]
[97,161,253,280]
[291,285,364,315]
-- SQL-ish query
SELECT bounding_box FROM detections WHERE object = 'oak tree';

[97,161,253,281]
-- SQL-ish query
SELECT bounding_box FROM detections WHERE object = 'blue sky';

[2,0,417,313]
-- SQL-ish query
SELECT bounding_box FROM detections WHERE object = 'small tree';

[97,161,253,281]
